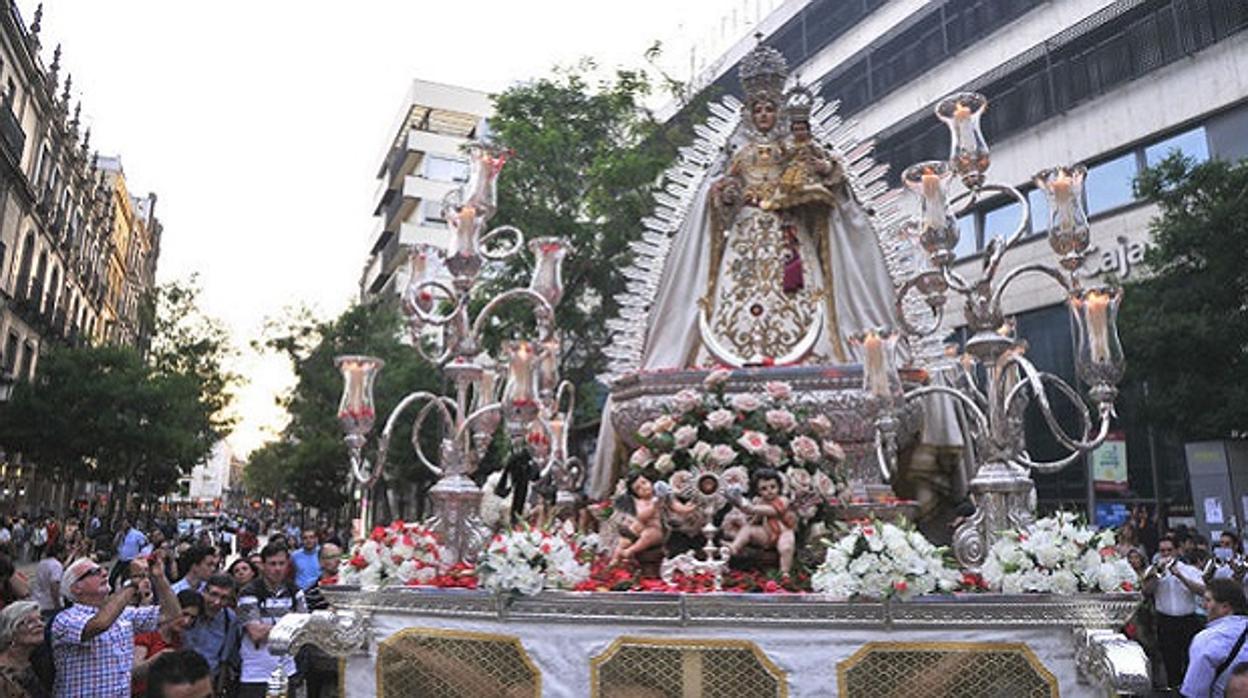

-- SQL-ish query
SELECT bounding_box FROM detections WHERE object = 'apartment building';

[359,79,491,302]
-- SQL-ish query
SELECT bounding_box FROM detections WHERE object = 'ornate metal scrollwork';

[269,609,371,658]
[1074,627,1151,695]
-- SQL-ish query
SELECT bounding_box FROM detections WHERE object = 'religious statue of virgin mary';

[589,42,965,499]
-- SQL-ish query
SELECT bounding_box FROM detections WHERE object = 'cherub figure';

[610,470,696,565]
[723,468,798,576]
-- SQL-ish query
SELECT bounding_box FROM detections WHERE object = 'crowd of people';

[0,511,345,698]
[1110,504,1248,696]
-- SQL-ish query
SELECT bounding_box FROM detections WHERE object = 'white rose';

[731,394,762,412]
[764,381,793,401]
[705,409,735,431]
[673,389,701,413]
[710,444,737,466]
[791,435,820,463]
[765,409,797,432]
[822,440,846,462]
[808,414,833,436]
[654,415,676,433]
[674,425,699,448]
[690,441,713,463]
[703,367,732,389]
[721,466,749,491]
[629,447,654,467]
[737,430,770,454]
[655,453,675,474]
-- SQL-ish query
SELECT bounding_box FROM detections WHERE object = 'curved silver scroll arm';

[877,384,991,482]
[360,391,457,481]
[1002,354,1112,474]
[407,395,461,478]
[989,262,1073,312]
[471,288,556,343]
[477,224,525,261]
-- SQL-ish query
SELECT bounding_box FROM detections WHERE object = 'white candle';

[1085,292,1111,363]
[863,332,890,398]
[921,171,946,230]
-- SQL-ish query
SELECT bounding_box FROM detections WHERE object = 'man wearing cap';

[51,552,181,698]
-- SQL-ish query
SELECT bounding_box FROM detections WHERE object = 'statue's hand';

[724,485,745,506]
[654,480,672,499]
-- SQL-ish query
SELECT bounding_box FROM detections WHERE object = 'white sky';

[22,0,771,456]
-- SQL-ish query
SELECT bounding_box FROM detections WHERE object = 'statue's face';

[631,475,653,499]
[791,120,810,141]
[751,100,777,133]
[757,477,780,501]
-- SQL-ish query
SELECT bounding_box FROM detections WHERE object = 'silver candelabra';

[334,142,582,564]
[869,92,1126,569]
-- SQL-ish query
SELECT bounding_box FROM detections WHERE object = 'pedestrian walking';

[237,544,306,697]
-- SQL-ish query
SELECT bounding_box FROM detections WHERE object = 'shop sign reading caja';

[1091,431,1128,493]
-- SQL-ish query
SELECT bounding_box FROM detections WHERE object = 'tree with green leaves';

[254,300,442,518]
[480,61,702,435]
[0,278,237,512]
[1118,155,1248,439]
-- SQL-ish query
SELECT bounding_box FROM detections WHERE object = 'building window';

[16,341,32,382]
[1027,188,1049,236]
[1144,126,1210,166]
[982,199,1025,243]
[423,155,469,183]
[419,199,448,229]
[2,333,16,375]
[1085,152,1139,217]
[954,214,977,259]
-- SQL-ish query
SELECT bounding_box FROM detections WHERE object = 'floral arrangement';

[477,525,591,596]
[811,520,960,600]
[980,511,1137,594]
[574,558,812,594]
[338,520,447,587]
[627,370,846,512]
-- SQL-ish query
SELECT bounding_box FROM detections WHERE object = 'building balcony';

[0,104,24,166]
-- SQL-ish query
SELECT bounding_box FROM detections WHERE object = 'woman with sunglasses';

[0,600,47,697]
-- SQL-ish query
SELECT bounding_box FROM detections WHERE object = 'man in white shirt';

[1145,535,1207,689]
[32,540,65,613]
[1182,578,1248,697]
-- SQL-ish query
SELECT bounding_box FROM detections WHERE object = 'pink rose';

[808,414,833,437]
[630,447,654,467]
[731,394,761,412]
[705,409,735,431]
[638,421,656,438]
[737,430,770,454]
[765,409,796,432]
[791,435,820,463]
[822,440,846,462]
[673,389,701,413]
[691,441,713,463]
[703,368,732,389]
[653,415,676,433]
[764,381,793,401]
[674,425,699,448]
[764,445,785,466]
[710,444,737,466]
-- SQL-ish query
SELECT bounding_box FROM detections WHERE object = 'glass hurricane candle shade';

[1035,166,1091,270]
[850,329,901,401]
[529,237,570,307]
[936,92,990,187]
[464,143,509,216]
[401,245,440,325]
[1069,287,1125,393]
[334,355,385,436]
[503,340,540,421]
[902,161,959,265]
